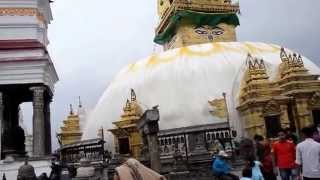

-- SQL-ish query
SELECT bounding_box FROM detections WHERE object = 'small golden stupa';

[58,104,83,146]
[109,89,143,159]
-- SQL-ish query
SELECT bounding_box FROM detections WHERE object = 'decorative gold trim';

[208,98,227,119]
[263,99,281,116]
[309,91,320,109]
[0,8,45,24]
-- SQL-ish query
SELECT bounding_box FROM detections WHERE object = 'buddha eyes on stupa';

[212,28,224,36]
[195,29,208,35]
[194,26,225,40]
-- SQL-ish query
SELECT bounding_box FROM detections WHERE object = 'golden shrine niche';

[238,49,320,138]
[58,105,83,146]
[109,89,143,159]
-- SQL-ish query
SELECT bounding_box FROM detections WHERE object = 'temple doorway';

[118,137,130,154]
[312,110,320,126]
[264,115,281,138]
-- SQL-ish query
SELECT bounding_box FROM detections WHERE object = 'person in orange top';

[272,129,297,180]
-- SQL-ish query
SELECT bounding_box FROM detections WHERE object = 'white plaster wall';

[0,0,52,43]
[0,60,58,92]
[0,49,45,59]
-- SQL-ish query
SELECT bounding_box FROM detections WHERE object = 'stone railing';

[59,138,106,165]
[158,122,235,158]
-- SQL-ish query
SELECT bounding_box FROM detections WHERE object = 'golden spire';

[57,103,83,146]
[131,89,137,102]
[244,54,269,83]
[279,48,307,78]
[69,104,74,115]
[78,96,82,108]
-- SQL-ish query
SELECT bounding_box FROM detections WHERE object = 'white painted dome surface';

[83,42,320,142]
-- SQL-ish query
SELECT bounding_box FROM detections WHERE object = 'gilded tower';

[58,105,83,146]
[238,50,320,138]
[154,0,240,50]
[109,89,143,159]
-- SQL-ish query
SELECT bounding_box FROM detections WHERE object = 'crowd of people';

[212,125,320,180]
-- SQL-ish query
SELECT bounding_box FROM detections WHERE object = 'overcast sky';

[21,0,320,149]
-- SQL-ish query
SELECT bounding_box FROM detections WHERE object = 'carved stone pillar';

[0,92,3,160]
[296,98,312,128]
[44,100,52,154]
[30,86,46,156]
[137,108,161,172]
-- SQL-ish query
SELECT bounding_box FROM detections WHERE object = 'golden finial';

[259,59,266,69]
[69,104,74,115]
[253,58,259,68]
[280,47,289,63]
[78,96,82,108]
[297,54,304,66]
[246,53,254,69]
[131,89,137,102]
[124,99,131,111]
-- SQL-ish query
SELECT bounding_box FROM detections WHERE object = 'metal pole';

[183,132,189,170]
[222,93,234,154]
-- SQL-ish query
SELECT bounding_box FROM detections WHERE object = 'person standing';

[312,126,320,143]
[272,129,297,180]
[212,151,239,180]
[245,156,264,180]
[240,168,252,180]
[262,140,277,180]
[285,128,299,145]
[296,126,320,180]
[254,134,265,162]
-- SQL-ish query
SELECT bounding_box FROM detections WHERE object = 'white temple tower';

[0,0,58,159]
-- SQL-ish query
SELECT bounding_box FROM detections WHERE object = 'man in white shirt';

[296,126,320,180]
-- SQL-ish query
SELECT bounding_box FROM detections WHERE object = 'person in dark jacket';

[254,134,265,162]
[261,140,277,180]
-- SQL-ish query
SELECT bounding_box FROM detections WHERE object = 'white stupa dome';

[83,42,320,142]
